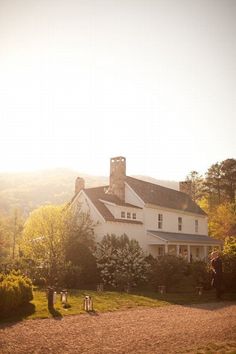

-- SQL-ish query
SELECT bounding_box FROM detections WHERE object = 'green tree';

[204,159,236,207]
[205,162,223,206]
[222,236,236,292]
[21,205,66,285]
[63,206,97,288]
[185,171,205,202]
[221,158,236,203]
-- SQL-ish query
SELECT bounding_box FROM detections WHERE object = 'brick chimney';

[109,156,126,201]
[75,177,85,194]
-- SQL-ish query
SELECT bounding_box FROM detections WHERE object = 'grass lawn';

[1,288,236,323]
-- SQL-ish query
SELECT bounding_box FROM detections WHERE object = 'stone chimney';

[109,156,126,201]
[75,177,85,194]
[179,180,192,198]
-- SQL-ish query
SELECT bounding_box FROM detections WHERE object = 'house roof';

[126,176,207,216]
[83,186,142,224]
[148,230,222,245]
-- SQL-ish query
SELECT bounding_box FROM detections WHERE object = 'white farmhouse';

[71,156,221,261]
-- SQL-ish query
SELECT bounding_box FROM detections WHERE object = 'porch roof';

[147,230,223,245]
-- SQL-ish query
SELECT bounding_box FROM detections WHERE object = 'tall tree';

[221,158,236,203]
[205,162,223,206]
[204,158,236,207]
[185,171,205,202]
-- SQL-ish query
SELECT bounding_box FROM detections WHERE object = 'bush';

[222,254,236,292]
[96,234,149,291]
[0,271,33,316]
[148,255,188,292]
[187,261,212,290]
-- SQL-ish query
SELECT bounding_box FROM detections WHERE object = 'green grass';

[1,288,236,323]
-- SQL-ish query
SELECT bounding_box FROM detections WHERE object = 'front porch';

[147,230,223,262]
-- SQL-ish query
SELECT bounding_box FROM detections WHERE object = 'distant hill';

[0,169,178,215]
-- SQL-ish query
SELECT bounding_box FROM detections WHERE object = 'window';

[195,220,198,233]
[178,217,182,231]
[127,212,131,219]
[132,213,136,220]
[121,211,125,218]
[158,213,163,229]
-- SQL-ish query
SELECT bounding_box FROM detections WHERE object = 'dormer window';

[178,217,182,231]
[121,211,125,218]
[127,212,131,219]
[132,213,136,220]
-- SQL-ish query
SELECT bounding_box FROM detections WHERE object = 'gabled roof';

[83,186,142,224]
[148,230,222,244]
[126,176,206,216]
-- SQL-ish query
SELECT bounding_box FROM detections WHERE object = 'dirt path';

[0,302,236,354]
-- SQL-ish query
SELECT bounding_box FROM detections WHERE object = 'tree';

[185,171,205,202]
[204,159,236,207]
[96,234,149,290]
[223,236,236,256]
[0,214,10,263]
[21,205,66,285]
[209,203,236,241]
[221,159,236,203]
[222,236,236,292]
[205,162,223,206]
[63,207,97,288]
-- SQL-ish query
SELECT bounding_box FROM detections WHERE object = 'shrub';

[0,271,33,316]
[149,255,188,292]
[96,234,149,291]
[222,254,236,292]
[187,261,212,290]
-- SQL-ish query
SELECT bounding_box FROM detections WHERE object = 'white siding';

[74,192,104,224]
[125,183,144,208]
[144,206,208,235]
[94,222,147,252]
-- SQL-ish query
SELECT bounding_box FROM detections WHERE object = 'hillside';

[0,169,178,215]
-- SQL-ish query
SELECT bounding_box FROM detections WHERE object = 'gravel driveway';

[0,302,236,354]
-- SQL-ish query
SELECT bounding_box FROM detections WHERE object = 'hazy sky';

[0,0,235,181]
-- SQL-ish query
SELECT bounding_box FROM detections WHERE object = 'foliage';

[0,271,33,316]
[187,261,211,289]
[148,255,188,291]
[62,206,97,288]
[223,236,236,256]
[185,171,205,202]
[20,204,96,287]
[0,209,24,262]
[63,243,98,288]
[96,234,149,291]
[204,158,236,207]
[209,203,236,241]
[222,237,236,292]
[221,254,236,292]
[20,205,66,285]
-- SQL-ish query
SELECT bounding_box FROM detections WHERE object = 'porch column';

[164,243,168,254]
[176,244,180,257]
[187,244,191,262]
